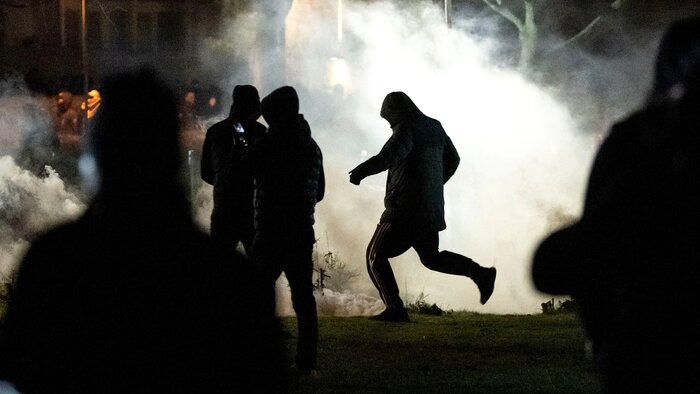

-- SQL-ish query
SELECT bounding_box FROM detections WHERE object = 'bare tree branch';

[482,0,524,31]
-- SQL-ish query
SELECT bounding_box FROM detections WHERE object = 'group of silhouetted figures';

[1,16,700,394]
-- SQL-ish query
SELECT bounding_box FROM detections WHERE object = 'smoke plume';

[195,0,678,315]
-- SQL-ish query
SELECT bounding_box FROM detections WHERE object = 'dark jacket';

[201,116,266,215]
[247,114,324,233]
[351,92,459,231]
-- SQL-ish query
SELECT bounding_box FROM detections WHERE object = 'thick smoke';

[198,0,665,315]
[0,156,85,279]
[0,77,86,280]
[0,1,669,316]
[202,0,672,315]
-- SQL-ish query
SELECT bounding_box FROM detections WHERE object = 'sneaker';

[477,267,497,305]
[369,307,410,322]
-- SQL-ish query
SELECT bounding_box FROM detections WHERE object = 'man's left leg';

[283,233,318,374]
[366,222,412,322]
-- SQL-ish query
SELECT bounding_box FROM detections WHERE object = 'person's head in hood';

[380,91,423,128]
[651,16,700,101]
[231,84,261,122]
[89,66,181,193]
[261,86,299,128]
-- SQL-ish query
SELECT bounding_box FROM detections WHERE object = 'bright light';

[328,56,350,93]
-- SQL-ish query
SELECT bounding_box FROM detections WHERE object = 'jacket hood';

[231,84,261,121]
[261,86,299,127]
[380,91,423,127]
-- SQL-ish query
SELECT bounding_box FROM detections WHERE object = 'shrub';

[541,298,578,314]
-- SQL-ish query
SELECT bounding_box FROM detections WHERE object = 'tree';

[482,0,625,74]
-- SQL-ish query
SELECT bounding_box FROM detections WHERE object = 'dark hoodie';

[351,91,460,231]
[246,86,325,232]
[201,85,266,224]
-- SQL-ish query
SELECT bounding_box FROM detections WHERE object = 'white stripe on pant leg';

[367,223,390,305]
[368,223,401,309]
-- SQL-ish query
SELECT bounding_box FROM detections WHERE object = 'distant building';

[0,0,250,88]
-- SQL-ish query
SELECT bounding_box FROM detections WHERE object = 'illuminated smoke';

[0,77,86,279]
[193,1,581,314]
[0,156,85,278]
[197,0,662,315]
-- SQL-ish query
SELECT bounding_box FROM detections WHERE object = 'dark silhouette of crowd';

[2,14,700,394]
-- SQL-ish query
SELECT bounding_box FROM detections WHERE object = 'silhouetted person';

[247,86,324,376]
[349,92,496,322]
[178,86,205,202]
[532,17,700,393]
[201,85,266,258]
[0,67,287,393]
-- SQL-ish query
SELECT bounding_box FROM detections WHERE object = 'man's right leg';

[412,234,496,305]
[366,222,412,321]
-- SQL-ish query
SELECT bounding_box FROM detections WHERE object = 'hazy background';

[2,0,697,315]
[199,0,660,315]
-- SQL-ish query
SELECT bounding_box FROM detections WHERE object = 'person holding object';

[201,85,266,258]
[349,91,496,323]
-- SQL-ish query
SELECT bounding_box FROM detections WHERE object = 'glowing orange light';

[80,89,101,119]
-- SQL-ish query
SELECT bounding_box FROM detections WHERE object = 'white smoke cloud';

[1,76,86,279]
[274,277,384,317]
[196,0,668,315]
[0,156,85,278]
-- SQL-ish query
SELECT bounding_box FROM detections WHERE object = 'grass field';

[281,312,602,393]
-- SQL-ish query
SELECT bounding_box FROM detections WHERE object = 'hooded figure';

[201,84,266,258]
[349,91,496,323]
[531,17,700,393]
[0,67,287,393]
[246,86,324,377]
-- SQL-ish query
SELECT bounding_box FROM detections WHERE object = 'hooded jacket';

[201,86,266,220]
[351,92,460,231]
[246,87,325,232]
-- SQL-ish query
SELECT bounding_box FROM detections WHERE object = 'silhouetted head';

[90,66,181,191]
[261,86,299,127]
[652,17,700,100]
[380,91,423,128]
[231,85,261,122]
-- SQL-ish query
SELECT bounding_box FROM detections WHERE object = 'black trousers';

[366,222,483,310]
[210,208,255,260]
[250,227,318,370]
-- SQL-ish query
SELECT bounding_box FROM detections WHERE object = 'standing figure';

[201,85,266,258]
[349,91,496,322]
[0,67,286,393]
[179,86,205,201]
[247,86,325,376]
[531,17,700,393]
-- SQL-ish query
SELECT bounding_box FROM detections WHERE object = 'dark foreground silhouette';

[532,17,700,393]
[0,67,287,393]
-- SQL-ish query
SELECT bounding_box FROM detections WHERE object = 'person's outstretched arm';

[349,126,413,185]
